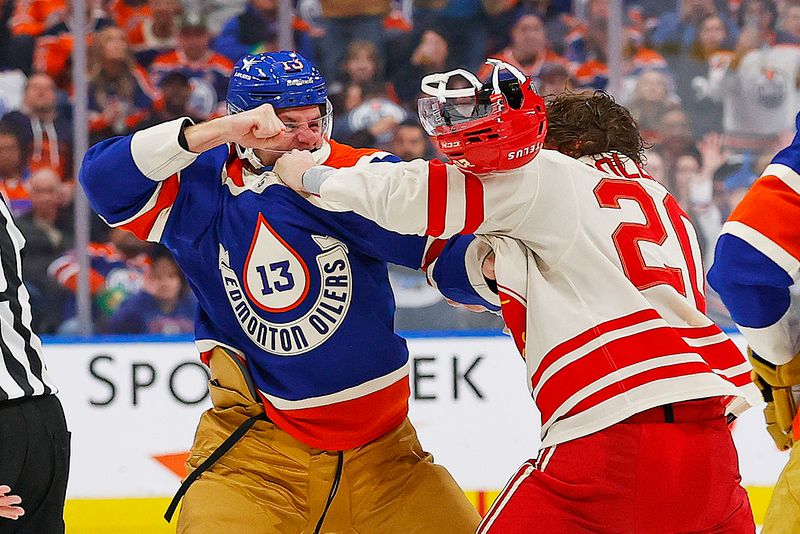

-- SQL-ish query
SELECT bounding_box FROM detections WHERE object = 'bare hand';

[446,298,491,313]
[697,132,729,175]
[274,149,316,192]
[0,485,23,520]
[482,252,496,281]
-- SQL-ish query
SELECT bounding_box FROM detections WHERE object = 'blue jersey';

[709,116,800,366]
[80,117,490,449]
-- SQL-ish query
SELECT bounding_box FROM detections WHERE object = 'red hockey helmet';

[417,59,547,174]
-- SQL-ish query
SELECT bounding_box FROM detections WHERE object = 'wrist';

[184,117,230,153]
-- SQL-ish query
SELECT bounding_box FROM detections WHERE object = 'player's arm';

[275,150,488,239]
[426,235,500,311]
[329,209,500,311]
[708,115,800,365]
[80,104,284,244]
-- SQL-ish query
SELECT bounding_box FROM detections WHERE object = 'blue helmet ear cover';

[226,51,328,113]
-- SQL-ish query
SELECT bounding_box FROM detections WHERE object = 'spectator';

[705,2,800,151]
[88,26,159,142]
[564,0,610,64]
[626,69,681,143]
[670,14,732,136]
[572,21,669,92]
[138,71,200,128]
[9,0,68,38]
[737,0,778,45]
[32,2,115,93]
[150,14,233,120]
[108,247,196,334]
[330,41,400,141]
[651,0,738,55]
[317,0,390,80]
[654,108,696,185]
[1,73,73,180]
[777,2,800,44]
[15,168,73,333]
[49,228,151,333]
[390,28,451,104]
[434,0,490,72]
[643,149,666,186]
[127,0,182,68]
[338,40,384,87]
[477,13,567,83]
[341,81,407,147]
[390,121,436,161]
[213,0,278,62]
[0,129,32,216]
[107,0,152,33]
[537,63,574,97]
[213,0,316,64]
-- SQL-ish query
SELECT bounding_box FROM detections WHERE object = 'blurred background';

[2,0,797,337]
[0,1,796,531]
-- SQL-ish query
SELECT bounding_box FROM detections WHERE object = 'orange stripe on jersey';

[260,377,410,450]
[729,174,800,261]
[225,149,245,187]
[323,140,382,168]
[426,160,448,237]
[119,173,180,240]
[462,170,485,233]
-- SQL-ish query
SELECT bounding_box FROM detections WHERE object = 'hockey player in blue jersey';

[79,51,491,533]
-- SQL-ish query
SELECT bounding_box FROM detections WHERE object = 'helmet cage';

[233,98,334,169]
[418,59,547,173]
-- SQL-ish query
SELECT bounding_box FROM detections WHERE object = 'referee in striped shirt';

[0,193,70,532]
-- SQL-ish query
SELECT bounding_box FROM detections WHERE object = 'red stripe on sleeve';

[426,160,448,237]
[119,173,180,240]
[462,170,485,234]
[421,239,447,272]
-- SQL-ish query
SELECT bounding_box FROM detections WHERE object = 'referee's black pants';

[0,394,70,533]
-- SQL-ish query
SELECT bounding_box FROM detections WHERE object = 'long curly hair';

[544,90,649,165]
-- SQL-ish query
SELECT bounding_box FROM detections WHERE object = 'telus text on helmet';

[507,143,542,160]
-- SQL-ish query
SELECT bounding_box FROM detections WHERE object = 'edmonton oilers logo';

[755,68,786,110]
[219,217,352,356]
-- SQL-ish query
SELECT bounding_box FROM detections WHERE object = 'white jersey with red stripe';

[303,149,759,447]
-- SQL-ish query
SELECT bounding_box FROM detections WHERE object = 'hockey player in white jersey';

[275,60,759,532]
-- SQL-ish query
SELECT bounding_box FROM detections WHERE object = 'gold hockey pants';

[176,348,480,533]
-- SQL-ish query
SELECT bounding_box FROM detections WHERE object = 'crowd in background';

[0,0,797,334]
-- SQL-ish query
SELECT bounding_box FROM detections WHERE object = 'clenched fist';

[274,149,316,193]
[184,104,286,153]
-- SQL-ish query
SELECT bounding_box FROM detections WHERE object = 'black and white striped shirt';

[0,199,56,401]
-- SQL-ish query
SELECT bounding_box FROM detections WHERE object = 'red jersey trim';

[426,160,448,237]
[259,377,410,450]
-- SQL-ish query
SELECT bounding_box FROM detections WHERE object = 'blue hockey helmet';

[226,51,333,168]
[226,51,328,113]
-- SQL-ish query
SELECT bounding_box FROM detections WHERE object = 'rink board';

[39,334,782,532]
